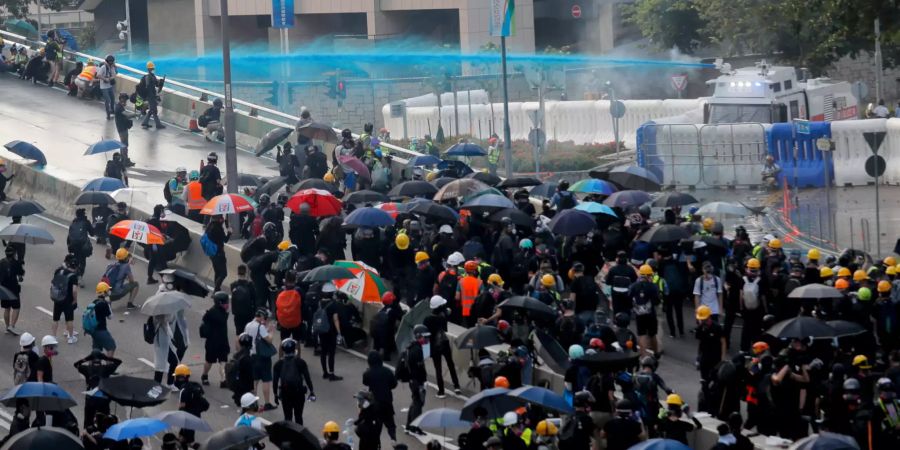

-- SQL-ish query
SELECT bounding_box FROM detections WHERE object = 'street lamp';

[220,0,239,230]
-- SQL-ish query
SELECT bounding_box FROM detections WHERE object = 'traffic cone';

[188,101,201,132]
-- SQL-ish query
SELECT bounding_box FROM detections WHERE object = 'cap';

[430,295,447,309]
[240,393,259,409]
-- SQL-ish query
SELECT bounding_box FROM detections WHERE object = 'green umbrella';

[4,19,38,38]
[395,299,431,353]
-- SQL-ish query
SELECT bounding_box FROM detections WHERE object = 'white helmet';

[240,393,259,409]
[503,411,519,426]
[19,332,35,347]
[447,252,465,267]
[321,282,336,293]
[430,295,448,310]
[41,335,58,347]
[175,166,187,173]
[439,224,453,235]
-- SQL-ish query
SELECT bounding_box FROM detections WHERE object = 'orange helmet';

[494,376,510,389]
[752,342,770,355]
[464,260,478,273]
[878,280,892,293]
[835,279,850,290]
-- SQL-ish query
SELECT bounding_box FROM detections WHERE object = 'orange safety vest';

[185,181,205,210]
[77,66,96,82]
[459,276,482,317]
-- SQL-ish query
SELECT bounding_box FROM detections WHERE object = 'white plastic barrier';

[884,118,900,185]
[699,123,768,187]
[831,119,888,186]
[401,90,490,108]
[647,123,703,186]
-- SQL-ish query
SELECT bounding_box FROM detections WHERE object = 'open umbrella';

[603,190,651,209]
[153,411,212,432]
[790,432,860,450]
[461,387,520,421]
[434,178,491,201]
[344,190,389,205]
[0,223,54,244]
[575,202,618,218]
[509,386,574,415]
[0,200,45,217]
[83,177,126,192]
[628,438,693,450]
[158,269,210,297]
[254,128,293,156]
[529,182,558,199]
[140,291,192,316]
[549,209,596,236]
[696,201,751,219]
[110,188,148,206]
[75,191,116,206]
[3,140,47,166]
[332,261,388,303]
[343,207,395,228]
[462,187,504,203]
[826,320,867,338]
[466,171,501,186]
[570,179,617,195]
[99,376,167,408]
[103,418,169,441]
[396,299,431,353]
[3,19,39,38]
[410,201,459,223]
[499,296,557,320]
[638,224,691,244]
[437,159,475,178]
[766,316,836,340]
[789,284,844,301]
[286,189,342,216]
[498,177,542,189]
[489,208,534,228]
[432,177,457,189]
[389,181,438,198]
[534,329,570,373]
[0,426,82,450]
[254,176,288,199]
[199,427,267,450]
[201,194,257,215]
[296,122,339,143]
[109,220,165,245]
[84,139,125,156]
[295,178,333,192]
[302,264,356,283]
[407,155,442,167]
[411,408,472,430]
[339,155,371,181]
[594,165,662,191]
[651,192,698,208]
[374,202,400,219]
[456,325,502,350]
[265,421,321,450]
[445,142,487,157]
[0,382,76,411]
[461,194,515,214]
[233,173,265,187]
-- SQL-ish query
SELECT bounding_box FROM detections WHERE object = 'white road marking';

[0,408,12,421]
[137,357,155,368]
[35,306,52,316]
[0,419,9,430]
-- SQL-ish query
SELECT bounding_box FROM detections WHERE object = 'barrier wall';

[766,122,832,188]
[831,118,894,186]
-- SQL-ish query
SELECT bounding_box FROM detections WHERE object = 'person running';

[50,254,79,344]
[139,62,165,129]
[86,282,116,357]
[0,246,24,334]
[273,338,315,424]
[200,292,231,387]
[103,248,140,309]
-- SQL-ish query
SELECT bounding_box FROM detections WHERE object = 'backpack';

[279,357,306,394]
[632,283,655,316]
[436,271,458,301]
[394,349,411,382]
[312,307,331,335]
[558,413,578,445]
[187,383,210,413]
[104,161,122,180]
[50,268,73,302]
[13,351,31,385]
[198,114,210,128]
[236,414,255,428]
[558,191,577,210]
[742,276,761,310]
[250,215,264,238]
[274,250,293,273]
[82,300,100,335]
[136,75,149,99]
[101,263,125,290]
[200,233,218,257]
[143,316,156,344]
[224,350,248,392]
[67,220,89,244]
[275,289,302,329]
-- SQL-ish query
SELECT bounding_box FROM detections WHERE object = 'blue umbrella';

[461,193,515,213]
[407,155,442,167]
[548,209,596,236]
[103,417,169,441]
[82,177,126,192]
[575,202,618,218]
[4,140,47,166]
[411,408,472,430]
[603,190,652,209]
[529,182,558,199]
[627,438,692,450]
[445,142,487,157]
[343,207,395,228]
[461,387,521,421]
[570,179,617,195]
[508,386,574,415]
[0,382,77,411]
[84,139,125,155]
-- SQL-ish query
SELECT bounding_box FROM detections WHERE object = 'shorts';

[91,329,117,351]
[0,299,20,309]
[109,281,139,301]
[205,348,229,364]
[53,301,75,322]
[635,314,658,337]
[252,355,273,382]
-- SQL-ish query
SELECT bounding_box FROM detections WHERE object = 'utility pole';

[501,36,512,178]
[125,0,132,54]
[220,0,239,231]
[875,18,884,102]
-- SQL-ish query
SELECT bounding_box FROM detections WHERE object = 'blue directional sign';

[794,119,810,135]
[271,0,294,28]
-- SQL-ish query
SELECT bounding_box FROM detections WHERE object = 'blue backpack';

[200,233,218,257]
[82,300,100,335]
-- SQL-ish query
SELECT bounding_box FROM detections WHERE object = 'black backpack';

[225,349,250,392]
[67,220,89,244]
[312,307,331,335]
[142,316,156,344]
[394,349,411,382]
[50,268,73,303]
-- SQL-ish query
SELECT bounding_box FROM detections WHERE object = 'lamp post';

[501,36,512,178]
[220,0,239,230]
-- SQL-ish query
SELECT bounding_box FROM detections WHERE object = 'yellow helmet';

[820,267,834,278]
[146,61,155,70]
[887,266,897,276]
[696,305,712,321]
[768,238,782,249]
[746,258,761,270]
[541,274,556,287]
[425,171,438,182]
[885,256,898,267]
[666,393,684,406]
[638,264,654,276]
[395,233,410,250]
[535,419,558,437]
[838,267,852,278]
[853,270,868,282]
[277,240,291,251]
[702,218,714,231]
[115,248,130,261]
[324,172,336,183]
[852,354,872,369]
[415,251,429,264]
[323,421,341,434]
[807,248,821,260]
[878,280,892,293]
[895,263,900,274]
[172,364,191,377]
[96,282,111,295]
[488,273,504,286]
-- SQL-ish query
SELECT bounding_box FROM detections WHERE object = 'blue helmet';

[189,170,200,181]
[519,238,534,249]
[568,344,584,359]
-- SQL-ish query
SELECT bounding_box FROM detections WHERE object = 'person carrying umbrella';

[102,248,140,309]
[172,364,209,447]
[400,324,429,436]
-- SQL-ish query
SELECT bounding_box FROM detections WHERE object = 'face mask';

[422,342,431,359]
[165,283,174,290]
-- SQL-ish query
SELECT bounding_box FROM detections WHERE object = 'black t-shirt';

[94,299,111,331]
[570,275,601,314]
[36,356,53,383]
[179,381,207,416]
[323,300,341,337]
[659,418,695,444]
[13,350,39,382]
[696,323,724,362]
[603,416,643,450]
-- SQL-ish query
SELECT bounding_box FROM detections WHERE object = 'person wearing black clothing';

[139,62,165,129]
[273,338,315,424]
[199,152,222,201]
[73,350,121,424]
[305,145,328,180]
[0,162,15,203]
[68,208,95,280]
[658,251,689,338]
[104,152,128,187]
[51,255,79,344]
[318,283,343,381]
[561,391,596,450]
[370,292,403,362]
[0,246,24,334]
[36,335,57,383]
[64,61,83,96]
[412,255,437,307]
[230,265,255,335]
[353,391,382,450]
[144,206,168,284]
[200,99,224,142]
[605,251,637,319]
[289,203,318,255]
[657,395,701,445]
[569,263,601,316]
[89,284,115,357]
[602,400,644,450]
[229,334,255,407]
[113,94,134,164]
[422,296,461,397]
[201,292,231,387]
[173,365,208,447]
[362,350,398,441]
[277,143,301,188]
[403,325,429,436]
[205,215,231,291]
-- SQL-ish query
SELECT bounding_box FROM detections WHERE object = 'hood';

[367,350,383,368]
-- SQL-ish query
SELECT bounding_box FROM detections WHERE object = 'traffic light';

[265,80,280,106]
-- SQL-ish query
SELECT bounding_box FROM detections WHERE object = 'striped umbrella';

[109,220,165,245]
[200,194,257,215]
[332,260,388,303]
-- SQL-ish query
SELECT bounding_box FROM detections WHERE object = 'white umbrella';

[140,291,192,316]
[696,201,751,219]
[110,188,149,206]
[0,223,54,244]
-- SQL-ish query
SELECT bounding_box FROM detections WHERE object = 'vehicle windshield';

[708,104,772,124]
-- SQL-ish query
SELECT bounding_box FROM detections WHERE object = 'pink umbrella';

[338,155,371,181]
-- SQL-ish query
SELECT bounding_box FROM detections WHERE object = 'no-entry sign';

[571,5,582,18]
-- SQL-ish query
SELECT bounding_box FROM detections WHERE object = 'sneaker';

[201,376,210,386]
[126,303,137,310]
[436,392,446,399]
[141,124,151,129]
[262,403,277,411]
[323,373,330,380]
[328,374,343,381]
[454,388,462,395]
[71,330,79,337]
[156,125,166,129]
[410,427,426,436]
[67,336,77,345]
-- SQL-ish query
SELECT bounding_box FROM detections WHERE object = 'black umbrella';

[577,351,641,372]
[234,173,265,187]
[489,208,535,228]
[461,194,515,214]
[638,224,691,244]
[456,325,503,350]
[791,431,860,450]
[603,190,652,209]
[75,191,115,206]
[604,166,662,191]
[345,190,390,205]
[535,330,571,373]
[199,427,267,450]
[460,387,521,421]
[158,269,211,297]
[410,201,459,223]
[0,200,45,217]
[529,182,558,199]
[265,421,321,450]
[0,426,82,450]
[297,122,339,143]
[302,265,355,283]
[651,192,698,208]
[826,320,868,338]
[432,177,457,189]
[765,316,836,340]
[465,171,501,186]
[295,178,338,193]
[254,176,288,199]
[254,128,293,156]
[497,177,542,189]
[688,235,729,250]
[788,284,844,301]
[499,296,557,320]
[389,181,438,198]
[549,209,596,236]
[99,376,167,408]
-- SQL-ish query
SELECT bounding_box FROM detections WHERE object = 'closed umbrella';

[826,320,867,338]
[570,179,617,195]
[389,181,438,198]
[0,427,82,450]
[789,284,844,301]
[286,189,342,216]
[75,191,115,206]
[638,224,691,244]
[302,264,355,283]
[83,139,125,156]
[343,207,395,228]
[549,209,596,236]
[434,178,491,201]
[395,299,431,353]
[0,382,76,411]
[508,386,574,415]
[497,177,542,189]
[82,177,126,192]
[461,388,520,421]
[696,201,751,219]
[338,155,371,181]
[465,171,501,186]
[99,376,167,408]
[140,291,192,316]
[489,208,534,228]
[3,140,47,166]
[461,193,515,214]
[344,190,389,205]
[153,411,213,432]
[529,182,558,199]
[109,220,166,245]
[603,190,651,209]
[445,142,487,157]
[411,408,472,430]
[410,201,459,223]
[103,418,169,441]
[0,223,54,244]
[407,155,442,167]
[0,200,45,217]
[651,192,698,208]
[766,316,836,340]
[295,122,339,143]
[265,421,321,450]
[199,427,267,450]
[158,269,211,298]
[201,194,257,215]
[254,127,293,156]
[456,325,502,350]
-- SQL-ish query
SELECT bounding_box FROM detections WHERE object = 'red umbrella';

[375,202,400,219]
[286,189,343,216]
[338,155,371,181]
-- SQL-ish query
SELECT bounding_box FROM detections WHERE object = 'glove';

[337,335,345,346]
[308,394,317,402]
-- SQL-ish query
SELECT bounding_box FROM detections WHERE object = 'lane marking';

[0,408,12,421]
[138,357,155,368]
[0,419,9,430]
[35,306,52,316]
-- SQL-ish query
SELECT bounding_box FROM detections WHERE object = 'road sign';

[866,155,886,178]
[571,5,582,18]
[529,128,546,148]
[794,119,810,135]
[610,100,626,119]
[489,0,515,37]
[390,102,406,118]
[670,74,687,92]
[271,0,294,28]
[864,131,887,154]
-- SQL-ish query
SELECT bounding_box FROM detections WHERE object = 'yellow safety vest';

[488,145,501,164]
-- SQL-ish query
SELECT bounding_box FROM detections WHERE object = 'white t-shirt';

[873,105,890,118]
[243,320,270,355]
[693,275,723,315]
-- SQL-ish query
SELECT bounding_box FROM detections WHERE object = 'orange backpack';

[276,289,302,329]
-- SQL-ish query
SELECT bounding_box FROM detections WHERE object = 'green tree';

[1,0,67,19]
[625,0,709,54]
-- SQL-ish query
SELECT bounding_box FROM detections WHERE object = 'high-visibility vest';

[77,65,97,82]
[185,181,205,210]
[488,145,501,164]
[879,398,900,429]
[459,276,482,317]
[168,178,186,197]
